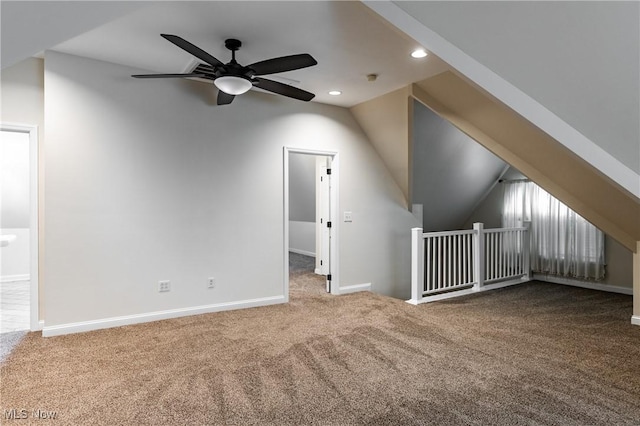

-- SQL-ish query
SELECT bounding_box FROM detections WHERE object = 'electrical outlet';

[158,280,171,293]
[208,277,215,289]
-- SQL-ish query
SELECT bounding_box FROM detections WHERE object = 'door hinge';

[326,221,332,228]
[327,274,332,281]
[327,169,332,175]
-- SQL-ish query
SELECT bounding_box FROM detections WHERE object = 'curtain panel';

[502,181,605,280]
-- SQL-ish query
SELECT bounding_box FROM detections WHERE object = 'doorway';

[284,148,338,300]
[0,124,39,333]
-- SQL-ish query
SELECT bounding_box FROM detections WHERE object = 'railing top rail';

[484,227,528,233]
[422,229,475,238]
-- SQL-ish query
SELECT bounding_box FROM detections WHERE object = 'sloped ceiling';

[393,0,640,175]
[2,1,449,108]
[411,100,507,231]
[0,1,147,69]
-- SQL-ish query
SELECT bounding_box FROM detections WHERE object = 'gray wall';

[464,167,633,289]
[288,153,316,222]
[396,1,640,174]
[411,100,507,231]
[42,51,419,329]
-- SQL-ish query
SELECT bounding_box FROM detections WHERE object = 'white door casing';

[0,123,40,331]
[284,147,339,299]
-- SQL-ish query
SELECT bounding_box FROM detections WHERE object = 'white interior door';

[316,157,332,292]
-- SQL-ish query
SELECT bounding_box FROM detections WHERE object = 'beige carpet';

[1,269,639,425]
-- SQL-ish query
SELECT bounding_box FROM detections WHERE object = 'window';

[502,181,605,280]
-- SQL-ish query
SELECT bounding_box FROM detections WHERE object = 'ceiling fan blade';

[248,54,317,76]
[131,73,206,79]
[253,78,315,102]
[161,34,224,68]
[217,90,235,105]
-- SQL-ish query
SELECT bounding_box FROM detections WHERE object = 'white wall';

[1,130,30,228]
[1,228,30,280]
[288,153,316,256]
[289,221,315,257]
[395,1,640,175]
[43,51,418,331]
[289,153,316,222]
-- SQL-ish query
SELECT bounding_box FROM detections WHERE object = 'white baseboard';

[533,274,633,295]
[314,268,322,275]
[338,283,371,295]
[1,274,30,283]
[289,248,316,257]
[632,316,640,326]
[42,295,286,337]
[407,277,528,305]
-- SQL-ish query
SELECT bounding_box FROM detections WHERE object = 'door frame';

[283,147,339,300]
[1,122,40,331]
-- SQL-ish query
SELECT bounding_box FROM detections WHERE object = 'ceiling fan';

[132,34,317,105]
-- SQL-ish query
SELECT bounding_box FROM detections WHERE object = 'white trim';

[289,248,316,257]
[284,147,339,297]
[337,283,371,295]
[0,123,40,332]
[0,274,30,283]
[632,316,640,326]
[43,295,285,337]
[314,268,322,275]
[533,273,633,295]
[363,1,640,199]
[407,277,528,305]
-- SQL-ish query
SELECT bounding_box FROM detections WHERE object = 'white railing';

[410,222,531,304]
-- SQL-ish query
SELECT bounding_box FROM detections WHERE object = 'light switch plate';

[344,211,353,222]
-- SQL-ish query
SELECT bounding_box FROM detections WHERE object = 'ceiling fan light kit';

[214,76,252,95]
[132,34,318,105]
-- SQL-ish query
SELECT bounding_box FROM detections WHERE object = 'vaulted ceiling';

[2,1,449,107]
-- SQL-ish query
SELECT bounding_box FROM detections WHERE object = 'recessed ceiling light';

[411,49,428,59]
[328,90,342,96]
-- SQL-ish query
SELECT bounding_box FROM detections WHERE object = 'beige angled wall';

[411,72,640,253]
[350,87,411,205]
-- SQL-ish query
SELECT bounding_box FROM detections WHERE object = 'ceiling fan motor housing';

[132,34,317,104]
[224,38,242,51]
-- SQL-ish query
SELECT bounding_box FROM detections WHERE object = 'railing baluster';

[411,224,530,301]
[434,237,442,290]
[455,235,460,287]
[426,237,431,292]
[445,236,450,288]
[500,232,504,278]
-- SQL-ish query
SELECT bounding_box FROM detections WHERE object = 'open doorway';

[0,124,39,334]
[284,148,338,300]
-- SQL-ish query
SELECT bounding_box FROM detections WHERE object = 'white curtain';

[502,181,605,280]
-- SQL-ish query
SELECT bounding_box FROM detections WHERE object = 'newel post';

[473,223,485,290]
[410,228,424,304]
[523,221,532,281]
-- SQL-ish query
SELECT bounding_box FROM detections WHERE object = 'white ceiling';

[50,1,450,107]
